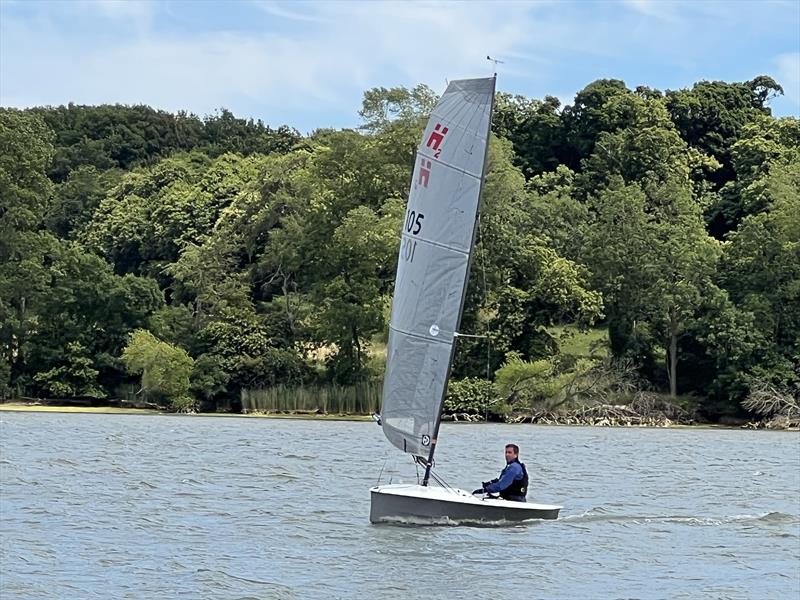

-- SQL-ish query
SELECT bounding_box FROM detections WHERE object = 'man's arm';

[483,463,521,494]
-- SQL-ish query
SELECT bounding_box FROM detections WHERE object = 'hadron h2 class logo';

[426,123,448,158]
[421,434,431,446]
[418,157,432,188]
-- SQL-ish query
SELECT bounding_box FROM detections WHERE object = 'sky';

[1,0,798,134]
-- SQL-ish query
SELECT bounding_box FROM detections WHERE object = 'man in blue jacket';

[473,443,528,502]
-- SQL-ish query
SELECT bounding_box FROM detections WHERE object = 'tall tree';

[0,109,55,391]
[492,92,564,177]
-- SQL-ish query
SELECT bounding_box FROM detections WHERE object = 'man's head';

[504,443,519,463]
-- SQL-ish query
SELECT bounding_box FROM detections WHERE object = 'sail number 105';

[403,211,424,263]
[405,210,424,235]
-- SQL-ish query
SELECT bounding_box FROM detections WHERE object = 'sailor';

[472,443,528,502]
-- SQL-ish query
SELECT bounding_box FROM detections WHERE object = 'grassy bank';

[0,402,371,421]
[2,402,795,429]
[241,382,381,414]
[0,403,161,415]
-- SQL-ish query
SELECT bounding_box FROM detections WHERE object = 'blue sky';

[1,0,798,134]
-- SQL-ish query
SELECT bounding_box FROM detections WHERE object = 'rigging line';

[476,213,492,421]
[376,456,388,487]
[428,469,457,493]
[410,456,458,493]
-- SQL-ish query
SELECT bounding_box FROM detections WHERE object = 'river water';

[0,412,798,600]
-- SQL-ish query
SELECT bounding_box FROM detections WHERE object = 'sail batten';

[380,76,496,459]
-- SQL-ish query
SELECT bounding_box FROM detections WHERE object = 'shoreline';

[1,402,796,430]
[0,402,371,421]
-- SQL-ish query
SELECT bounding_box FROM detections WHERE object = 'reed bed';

[242,382,382,415]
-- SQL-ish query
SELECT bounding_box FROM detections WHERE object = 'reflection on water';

[1,413,798,599]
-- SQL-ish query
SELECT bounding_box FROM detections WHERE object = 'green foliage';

[122,330,194,410]
[3,77,795,418]
[550,326,608,358]
[664,77,782,186]
[561,79,633,168]
[0,357,11,398]
[582,177,725,397]
[32,342,104,398]
[455,138,603,376]
[710,116,800,232]
[0,109,55,252]
[444,377,508,418]
[189,354,231,404]
[241,381,381,414]
[494,354,566,410]
[493,93,564,177]
[718,159,800,393]
[33,104,299,182]
[494,352,645,413]
[47,166,122,238]
[359,84,437,133]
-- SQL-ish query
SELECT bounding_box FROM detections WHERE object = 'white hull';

[370,484,561,525]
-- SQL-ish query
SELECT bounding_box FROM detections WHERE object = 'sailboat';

[369,76,562,524]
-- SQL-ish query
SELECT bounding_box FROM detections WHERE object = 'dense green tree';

[32,104,300,182]
[709,116,800,232]
[2,78,795,415]
[0,109,54,250]
[309,203,401,381]
[455,139,603,376]
[47,166,122,238]
[664,77,783,186]
[583,179,724,397]
[719,159,800,390]
[560,79,633,169]
[32,342,104,398]
[82,152,261,282]
[201,108,300,157]
[0,110,55,391]
[358,84,437,134]
[122,329,194,410]
[492,93,564,177]
[578,93,719,195]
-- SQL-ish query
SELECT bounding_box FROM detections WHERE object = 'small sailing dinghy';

[370,76,561,524]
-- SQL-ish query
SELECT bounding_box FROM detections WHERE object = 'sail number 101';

[403,211,424,263]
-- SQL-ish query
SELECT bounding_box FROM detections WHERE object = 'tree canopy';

[1,74,795,418]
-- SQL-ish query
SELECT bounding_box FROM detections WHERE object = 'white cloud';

[621,0,682,23]
[0,1,546,130]
[75,0,155,28]
[774,52,800,114]
[1,0,798,129]
[252,0,327,23]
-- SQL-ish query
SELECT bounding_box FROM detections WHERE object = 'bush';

[122,329,195,411]
[444,378,510,418]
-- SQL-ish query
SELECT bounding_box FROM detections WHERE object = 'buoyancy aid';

[499,459,528,501]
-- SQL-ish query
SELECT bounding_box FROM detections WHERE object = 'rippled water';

[1,412,798,599]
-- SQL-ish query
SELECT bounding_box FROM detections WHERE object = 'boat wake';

[375,515,542,528]
[560,507,799,527]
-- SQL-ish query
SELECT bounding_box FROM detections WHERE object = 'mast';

[422,75,497,486]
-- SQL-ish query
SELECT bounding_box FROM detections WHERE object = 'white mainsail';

[380,77,496,460]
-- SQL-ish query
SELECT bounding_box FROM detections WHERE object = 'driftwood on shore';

[445,391,696,427]
[741,381,800,430]
[445,393,692,427]
[446,407,683,427]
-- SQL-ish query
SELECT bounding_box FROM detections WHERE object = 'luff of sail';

[381,77,496,459]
